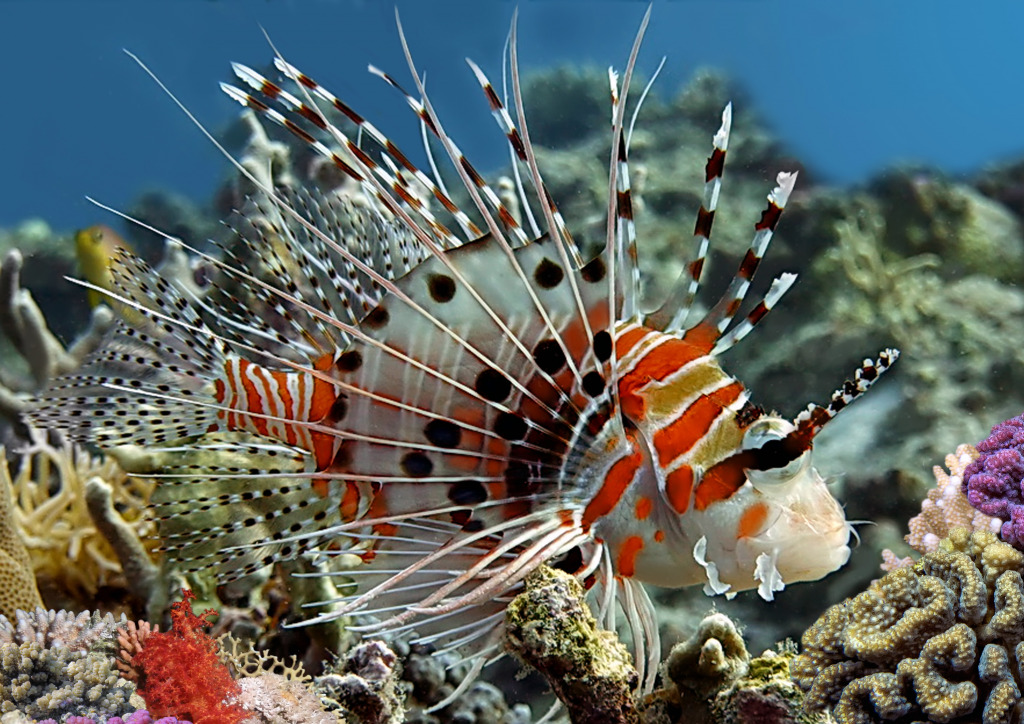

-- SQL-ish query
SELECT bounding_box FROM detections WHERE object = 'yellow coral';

[0,452,42,620]
[9,436,158,606]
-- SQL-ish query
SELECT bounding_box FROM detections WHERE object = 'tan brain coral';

[0,453,42,620]
[794,529,1024,724]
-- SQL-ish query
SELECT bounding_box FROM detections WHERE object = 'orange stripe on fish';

[652,382,744,464]
[582,440,644,528]
[616,535,644,578]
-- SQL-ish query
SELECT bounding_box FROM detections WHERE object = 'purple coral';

[962,414,1024,547]
[35,713,191,724]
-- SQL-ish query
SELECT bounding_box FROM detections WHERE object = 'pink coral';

[882,444,1001,570]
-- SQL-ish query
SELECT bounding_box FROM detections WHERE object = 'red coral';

[134,589,249,724]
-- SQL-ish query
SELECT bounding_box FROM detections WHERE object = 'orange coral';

[134,590,249,724]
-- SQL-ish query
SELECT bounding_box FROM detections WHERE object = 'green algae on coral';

[505,565,639,724]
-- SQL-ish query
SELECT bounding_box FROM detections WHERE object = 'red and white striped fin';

[603,6,650,330]
[647,103,732,332]
[696,171,798,339]
[711,271,797,355]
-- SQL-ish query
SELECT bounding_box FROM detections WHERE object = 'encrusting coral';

[0,451,42,620]
[643,612,818,724]
[882,444,1002,570]
[794,528,1024,723]
[314,641,403,724]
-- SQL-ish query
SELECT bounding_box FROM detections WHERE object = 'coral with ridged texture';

[963,414,1024,549]
[794,528,1024,723]
[133,590,248,724]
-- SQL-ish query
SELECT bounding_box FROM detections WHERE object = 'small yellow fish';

[74,224,132,308]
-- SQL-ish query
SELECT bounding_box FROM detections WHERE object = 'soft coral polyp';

[134,590,249,724]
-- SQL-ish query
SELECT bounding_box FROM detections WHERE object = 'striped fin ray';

[603,6,650,330]
[148,438,343,580]
[646,102,732,332]
[371,26,605,401]
[28,251,228,446]
[685,171,799,347]
[222,70,600,426]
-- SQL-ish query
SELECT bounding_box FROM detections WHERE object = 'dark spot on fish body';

[533,339,566,374]
[424,419,462,448]
[534,258,564,289]
[336,350,363,373]
[494,412,528,440]
[362,305,390,330]
[593,331,612,362]
[582,372,605,397]
[448,479,488,505]
[427,273,457,303]
[475,368,512,402]
[401,451,434,478]
[580,256,606,283]
[327,395,348,422]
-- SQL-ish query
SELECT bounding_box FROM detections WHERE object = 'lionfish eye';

[742,417,793,451]
[742,417,808,486]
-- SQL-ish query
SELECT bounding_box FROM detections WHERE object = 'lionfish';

[30,8,895,694]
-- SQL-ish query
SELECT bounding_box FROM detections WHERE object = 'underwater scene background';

[3,1,1024,723]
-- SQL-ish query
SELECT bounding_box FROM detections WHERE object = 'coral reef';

[794,528,1024,723]
[505,565,639,724]
[0,607,133,721]
[642,612,819,724]
[963,414,1024,549]
[7,434,160,614]
[132,590,249,724]
[0,248,111,424]
[316,641,403,724]
[882,444,1002,570]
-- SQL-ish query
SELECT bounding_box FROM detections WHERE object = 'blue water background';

[2,0,1020,230]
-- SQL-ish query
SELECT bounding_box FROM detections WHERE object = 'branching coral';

[8,433,159,610]
[794,528,1024,723]
[0,607,133,721]
[0,248,111,419]
[882,444,1002,570]
[963,414,1024,549]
